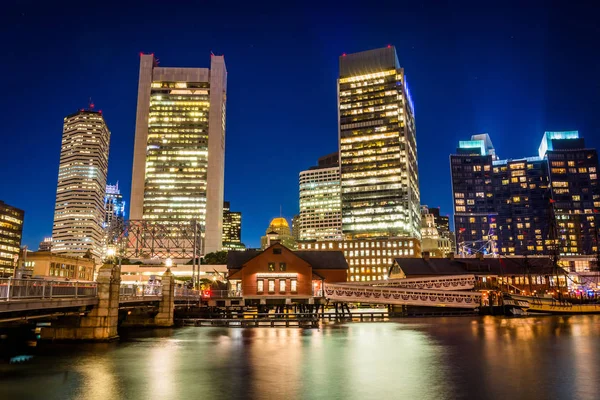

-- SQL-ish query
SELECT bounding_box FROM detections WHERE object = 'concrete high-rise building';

[222,201,245,251]
[130,53,227,255]
[51,110,110,261]
[299,153,342,241]
[38,237,53,252]
[338,46,420,240]
[104,182,126,229]
[450,131,598,256]
[0,201,24,277]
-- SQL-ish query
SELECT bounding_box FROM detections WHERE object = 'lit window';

[279,280,286,293]
[257,280,264,293]
[268,280,275,293]
[291,280,297,292]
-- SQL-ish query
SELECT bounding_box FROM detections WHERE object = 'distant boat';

[510,293,600,314]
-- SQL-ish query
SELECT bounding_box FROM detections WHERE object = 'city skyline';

[2,2,599,249]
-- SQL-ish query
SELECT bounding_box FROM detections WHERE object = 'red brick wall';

[240,245,313,296]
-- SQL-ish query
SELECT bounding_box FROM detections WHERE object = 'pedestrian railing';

[119,284,162,297]
[0,278,98,301]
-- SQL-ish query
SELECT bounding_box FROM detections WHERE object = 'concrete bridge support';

[153,268,175,326]
[41,263,121,341]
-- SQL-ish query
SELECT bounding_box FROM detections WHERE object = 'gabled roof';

[226,243,348,270]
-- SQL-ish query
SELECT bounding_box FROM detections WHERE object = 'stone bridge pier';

[40,266,176,341]
[41,263,121,341]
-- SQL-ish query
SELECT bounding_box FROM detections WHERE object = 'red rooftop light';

[342,53,346,56]
[387,44,391,48]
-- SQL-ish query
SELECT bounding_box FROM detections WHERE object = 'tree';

[203,251,228,265]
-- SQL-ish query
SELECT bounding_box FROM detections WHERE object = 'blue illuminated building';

[451,131,599,256]
[104,182,126,229]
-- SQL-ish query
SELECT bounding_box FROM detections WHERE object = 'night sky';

[1,1,599,249]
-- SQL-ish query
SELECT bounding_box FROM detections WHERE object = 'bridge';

[0,279,199,314]
[323,275,480,309]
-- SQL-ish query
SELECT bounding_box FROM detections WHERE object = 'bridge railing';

[119,284,162,297]
[174,288,201,298]
[0,278,98,301]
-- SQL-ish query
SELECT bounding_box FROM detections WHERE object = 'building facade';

[0,201,24,277]
[227,243,348,305]
[543,132,600,255]
[299,153,342,241]
[23,251,95,281]
[222,201,245,251]
[450,135,497,255]
[338,46,420,240]
[51,110,110,261]
[451,131,599,256]
[129,53,227,255]
[420,206,453,257]
[298,236,420,282]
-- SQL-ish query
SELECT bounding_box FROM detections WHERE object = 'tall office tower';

[222,201,244,250]
[104,182,126,229]
[541,132,599,255]
[51,110,110,261]
[299,153,342,241]
[130,53,227,255]
[38,237,53,252]
[338,46,420,239]
[0,201,24,277]
[450,134,498,255]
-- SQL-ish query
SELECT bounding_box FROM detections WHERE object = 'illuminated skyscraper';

[130,53,227,255]
[51,110,110,261]
[299,153,342,241]
[222,201,245,251]
[0,201,24,277]
[104,182,126,229]
[338,46,420,239]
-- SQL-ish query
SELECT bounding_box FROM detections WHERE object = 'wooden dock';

[177,311,393,328]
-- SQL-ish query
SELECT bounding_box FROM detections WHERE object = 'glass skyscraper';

[338,46,420,239]
[130,53,227,255]
[51,110,110,261]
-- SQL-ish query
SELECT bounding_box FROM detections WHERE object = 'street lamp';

[166,258,173,268]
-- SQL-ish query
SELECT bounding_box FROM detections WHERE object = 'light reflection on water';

[1,316,599,400]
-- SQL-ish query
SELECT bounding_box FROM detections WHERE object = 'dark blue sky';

[1,1,599,249]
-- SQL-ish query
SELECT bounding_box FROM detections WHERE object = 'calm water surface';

[1,315,600,400]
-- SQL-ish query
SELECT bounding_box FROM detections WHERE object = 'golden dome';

[269,217,289,228]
